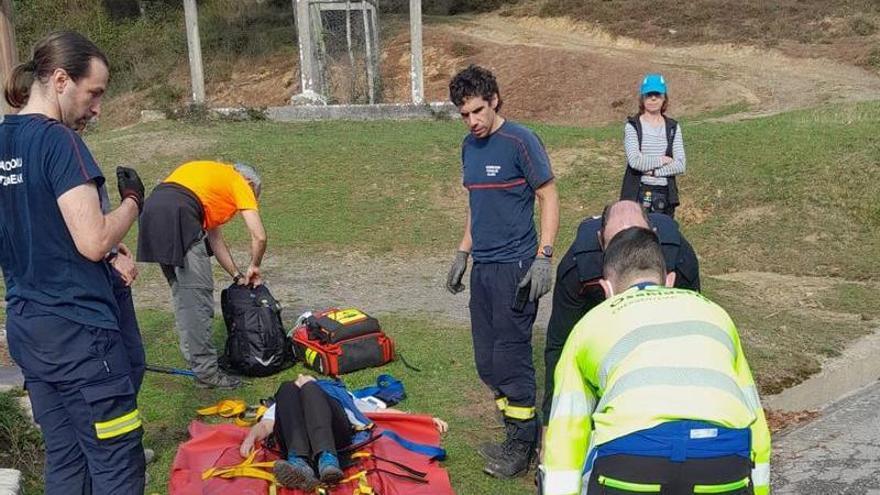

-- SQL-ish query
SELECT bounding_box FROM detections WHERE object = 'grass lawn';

[86,101,880,279]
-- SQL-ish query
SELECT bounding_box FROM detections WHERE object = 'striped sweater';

[623,116,686,186]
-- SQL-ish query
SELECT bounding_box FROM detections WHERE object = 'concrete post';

[345,1,355,100]
[409,0,424,105]
[0,0,18,115]
[183,0,205,105]
[292,0,325,104]
[361,3,375,104]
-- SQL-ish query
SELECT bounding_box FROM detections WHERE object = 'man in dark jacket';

[541,200,701,425]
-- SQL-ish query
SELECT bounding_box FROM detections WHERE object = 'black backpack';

[219,283,293,377]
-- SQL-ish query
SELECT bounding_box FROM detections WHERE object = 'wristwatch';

[541,245,554,258]
[232,272,244,284]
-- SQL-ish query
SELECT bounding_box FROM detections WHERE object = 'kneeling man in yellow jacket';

[541,226,770,495]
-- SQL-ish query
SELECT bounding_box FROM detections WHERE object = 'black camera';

[653,193,668,213]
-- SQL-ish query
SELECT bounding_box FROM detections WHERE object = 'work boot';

[317,451,344,484]
[483,438,536,478]
[195,372,241,390]
[273,457,319,490]
[478,440,506,462]
[483,417,538,478]
[478,421,516,462]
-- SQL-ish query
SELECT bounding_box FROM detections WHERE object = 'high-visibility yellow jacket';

[542,286,771,495]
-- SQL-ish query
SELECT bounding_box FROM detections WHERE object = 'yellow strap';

[338,470,373,495]
[207,466,278,483]
[197,399,248,418]
[95,409,142,439]
[234,405,269,427]
[327,308,367,324]
[202,449,278,483]
[495,397,508,411]
[504,404,536,420]
[305,348,319,366]
[340,469,369,484]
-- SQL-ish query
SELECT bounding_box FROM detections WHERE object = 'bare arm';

[206,227,240,278]
[240,209,267,267]
[535,179,559,253]
[109,242,139,286]
[458,207,473,253]
[57,183,139,262]
[240,209,267,285]
[239,420,274,457]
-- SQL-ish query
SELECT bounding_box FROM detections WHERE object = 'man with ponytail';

[1,31,146,494]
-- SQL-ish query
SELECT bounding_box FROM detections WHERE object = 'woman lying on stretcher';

[239,374,449,490]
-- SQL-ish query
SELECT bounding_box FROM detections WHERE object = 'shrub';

[0,391,43,495]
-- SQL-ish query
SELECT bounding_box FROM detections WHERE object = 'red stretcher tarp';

[169,412,455,495]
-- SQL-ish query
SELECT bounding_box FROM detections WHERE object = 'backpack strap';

[626,116,643,151]
[663,116,678,158]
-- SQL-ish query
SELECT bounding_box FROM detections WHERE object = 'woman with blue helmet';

[619,73,687,218]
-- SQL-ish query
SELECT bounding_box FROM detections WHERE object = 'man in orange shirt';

[138,161,267,389]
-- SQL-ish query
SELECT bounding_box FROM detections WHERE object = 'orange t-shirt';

[164,160,258,230]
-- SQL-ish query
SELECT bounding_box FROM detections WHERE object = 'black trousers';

[588,454,753,495]
[542,250,605,424]
[470,260,539,442]
[272,381,354,461]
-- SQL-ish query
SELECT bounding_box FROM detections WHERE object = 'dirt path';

[422,15,880,124]
[131,251,554,327]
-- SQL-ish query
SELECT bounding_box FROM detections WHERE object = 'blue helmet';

[640,73,667,96]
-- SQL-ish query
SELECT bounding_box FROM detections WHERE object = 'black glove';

[445,250,469,294]
[518,256,552,302]
[116,166,144,213]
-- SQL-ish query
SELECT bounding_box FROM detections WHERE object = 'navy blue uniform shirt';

[462,121,554,263]
[0,114,118,329]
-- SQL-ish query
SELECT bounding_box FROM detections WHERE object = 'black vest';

[570,213,700,291]
[619,115,680,207]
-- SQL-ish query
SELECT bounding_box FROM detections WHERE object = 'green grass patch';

[819,283,880,321]
[139,309,545,494]
[690,102,753,121]
[703,276,876,394]
[0,391,43,495]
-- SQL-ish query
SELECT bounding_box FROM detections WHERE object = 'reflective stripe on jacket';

[542,286,771,495]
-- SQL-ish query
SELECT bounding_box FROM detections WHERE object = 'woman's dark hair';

[5,31,109,109]
[449,64,503,112]
[637,93,669,116]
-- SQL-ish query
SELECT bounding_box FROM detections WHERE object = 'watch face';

[542,245,553,258]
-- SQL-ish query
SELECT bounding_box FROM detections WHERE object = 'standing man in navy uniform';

[541,200,701,428]
[1,32,146,494]
[446,65,559,478]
